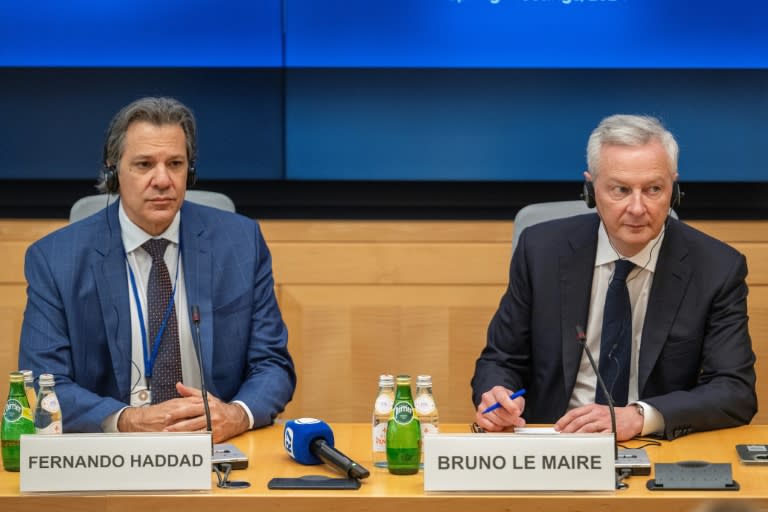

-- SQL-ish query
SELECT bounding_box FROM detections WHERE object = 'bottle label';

[373,422,388,452]
[40,394,60,414]
[414,395,436,415]
[374,394,394,414]
[3,399,23,422]
[36,420,62,435]
[393,402,415,425]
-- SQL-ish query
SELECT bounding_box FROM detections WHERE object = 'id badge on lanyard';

[126,241,181,404]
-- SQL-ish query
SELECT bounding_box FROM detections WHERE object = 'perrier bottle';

[386,374,421,474]
[2,371,36,471]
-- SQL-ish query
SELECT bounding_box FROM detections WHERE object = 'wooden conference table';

[1,423,767,512]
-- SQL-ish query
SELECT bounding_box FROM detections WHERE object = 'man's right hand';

[474,385,527,432]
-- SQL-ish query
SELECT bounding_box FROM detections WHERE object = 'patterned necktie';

[142,238,183,404]
[595,259,635,407]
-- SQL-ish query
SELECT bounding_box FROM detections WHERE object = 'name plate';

[424,433,615,491]
[20,433,212,492]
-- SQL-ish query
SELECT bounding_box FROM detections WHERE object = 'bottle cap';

[396,374,411,385]
[39,373,55,387]
[9,371,24,383]
[20,369,33,383]
[378,374,394,386]
[416,375,432,386]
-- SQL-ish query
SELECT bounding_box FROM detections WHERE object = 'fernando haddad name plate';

[20,432,212,492]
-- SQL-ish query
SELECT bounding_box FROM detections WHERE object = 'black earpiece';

[581,180,682,209]
[187,164,197,188]
[104,166,119,194]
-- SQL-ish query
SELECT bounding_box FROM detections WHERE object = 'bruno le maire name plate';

[20,432,212,492]
[423,432,615,491]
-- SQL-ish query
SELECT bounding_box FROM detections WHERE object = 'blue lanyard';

[126,240,182,387]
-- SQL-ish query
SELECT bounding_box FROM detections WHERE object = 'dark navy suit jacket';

[472,214,756,439]
[19,200,296,433]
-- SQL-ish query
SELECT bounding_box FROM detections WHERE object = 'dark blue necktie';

[143,238,183,404]
[595,259,635,407]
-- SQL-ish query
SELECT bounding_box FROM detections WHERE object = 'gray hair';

[586,114,678,177]
[97,97,197,192]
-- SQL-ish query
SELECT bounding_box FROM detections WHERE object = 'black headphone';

[103,162,197,194]
[581,180,682,209]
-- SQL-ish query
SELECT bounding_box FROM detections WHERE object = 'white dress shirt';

[102,202,254,431]
[119,205,199,406]
[567,221,666,436]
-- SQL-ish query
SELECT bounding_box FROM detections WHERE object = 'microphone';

[191,305,212,437]
[575,326,651,481]
[575,325,617,462]
[284,418,370,480]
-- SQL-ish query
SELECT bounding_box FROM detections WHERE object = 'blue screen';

[284,69,768,182]
[0,0,282,67]
[3,0,767,68]
[1,1,767,184]
[285,0,768,68]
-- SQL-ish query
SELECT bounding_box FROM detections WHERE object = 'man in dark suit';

[472,114,756,441]
[19,97,295,442]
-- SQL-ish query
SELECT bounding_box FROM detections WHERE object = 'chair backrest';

[512,200,678,253]
[69,190,236,223]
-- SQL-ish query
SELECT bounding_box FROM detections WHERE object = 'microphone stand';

[192,304,251,489]
[191,305,212,437]
[575,326,624,489]
[191,305,250,489]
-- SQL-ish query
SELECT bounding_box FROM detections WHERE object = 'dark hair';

[97,97,197,192]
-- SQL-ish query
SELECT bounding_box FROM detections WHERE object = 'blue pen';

[481,388,527,414]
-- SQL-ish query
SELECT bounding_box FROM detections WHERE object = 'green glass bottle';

[386,374,421,475]
[2,371,36,472]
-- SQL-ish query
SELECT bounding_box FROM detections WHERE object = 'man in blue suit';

[472,115,756,441]
[19,97,295,442]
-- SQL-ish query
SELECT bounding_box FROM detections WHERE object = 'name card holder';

[20,432,212,492]
[423,432,615,491]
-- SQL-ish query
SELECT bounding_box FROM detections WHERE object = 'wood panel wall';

[1,219,765,426]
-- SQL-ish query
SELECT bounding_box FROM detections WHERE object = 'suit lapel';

[560,215,600,398]
[638,219,691,394]
[180,203,214,387]
[92,202,132,401]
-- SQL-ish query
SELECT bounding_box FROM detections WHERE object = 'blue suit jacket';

[19,201,296,433]
[472,214,757,439]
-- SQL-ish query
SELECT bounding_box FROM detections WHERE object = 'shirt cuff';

[102,406,130,433]
[635,400,664,436]
[231,400,254,429]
